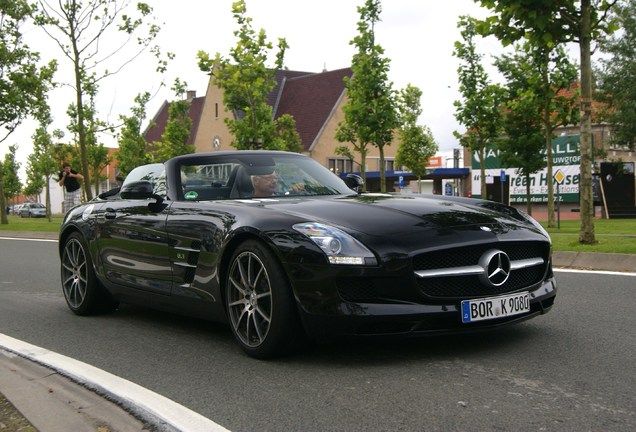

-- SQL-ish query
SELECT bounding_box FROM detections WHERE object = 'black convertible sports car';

[59,151,556,358]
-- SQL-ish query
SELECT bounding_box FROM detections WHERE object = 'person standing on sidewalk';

[58,162,84,212]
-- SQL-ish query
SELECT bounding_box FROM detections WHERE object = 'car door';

[95,164,173,295]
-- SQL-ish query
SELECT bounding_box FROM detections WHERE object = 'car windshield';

[177,153,355,201]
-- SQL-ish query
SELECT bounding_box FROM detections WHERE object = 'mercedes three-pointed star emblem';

[478,249,512,287]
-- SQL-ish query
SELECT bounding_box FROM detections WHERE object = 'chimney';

[186,90,196,101]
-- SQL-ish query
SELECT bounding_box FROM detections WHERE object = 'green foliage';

[596,0,636,150]
[494,41,579,215]
[395,85,438,190]
[474,0,619,244]
[0,0,57,144]
[24,108,60,219]
[475,0,618,47]
[2,145,22,199]
[1,144,22,223]
[275,114,303,153]
[338,0,398,192]
[197,0,297,151]
[154,80,194,161]
[116,92,151,177]
[453,16,505,198]
[35,0,164,200]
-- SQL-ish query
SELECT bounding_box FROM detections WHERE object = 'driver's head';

[251,167,277,197]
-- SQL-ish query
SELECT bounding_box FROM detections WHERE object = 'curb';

[0,334,229,432]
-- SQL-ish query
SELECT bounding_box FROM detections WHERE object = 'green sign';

[471,136,580,203]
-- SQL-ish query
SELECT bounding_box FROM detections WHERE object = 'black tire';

[61,232,118,315]
[225,240,303,358]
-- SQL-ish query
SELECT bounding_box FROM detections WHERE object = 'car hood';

[249,193,542,238]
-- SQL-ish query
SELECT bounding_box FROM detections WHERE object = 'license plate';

[461,292,530,323]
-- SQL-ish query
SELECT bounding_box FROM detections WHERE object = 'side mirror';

[120,181,163,204]
[344,174,364,193]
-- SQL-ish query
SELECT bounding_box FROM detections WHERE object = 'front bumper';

[297,275,557,341]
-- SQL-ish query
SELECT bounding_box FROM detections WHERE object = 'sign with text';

[471,136,580,203]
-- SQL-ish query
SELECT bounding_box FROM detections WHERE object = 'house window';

[215,103,219,119]
[328,158,354,174]
[378,159,395,171]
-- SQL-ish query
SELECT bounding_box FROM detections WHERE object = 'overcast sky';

[5,0,520,178]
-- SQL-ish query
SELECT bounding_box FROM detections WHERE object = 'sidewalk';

[0,348,147,432]
[0,335,228,432]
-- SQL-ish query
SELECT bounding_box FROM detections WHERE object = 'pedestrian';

[59,162,84,212]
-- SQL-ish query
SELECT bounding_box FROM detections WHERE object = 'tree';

[596,0,636,150]
[197,0,300,151]
[338,0,398,193]
[116,92,151,177]
[154,80,194,162]
[497,91,546,214]
[495,42,579,219]
[24,108,63,220]
[335,124,368,190]
[473,0,619,244]
[1,146,22,223]
[1,0,56,224]
[25,123,63,222]
[35,0,163,201]
[65,88,110,196]
[1,1,57,145]
[453,16,505,199]
[395,85,438,193]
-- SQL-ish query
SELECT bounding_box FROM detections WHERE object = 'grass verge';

[542,219,636,254]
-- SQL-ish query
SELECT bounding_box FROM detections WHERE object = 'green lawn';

[542,219,636,254]
[2,214,635,254]
[0,215,64,232]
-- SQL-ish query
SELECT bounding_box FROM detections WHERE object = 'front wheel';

[225,240,303,358]
[61,232,118,315]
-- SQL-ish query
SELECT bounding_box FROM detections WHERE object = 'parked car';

[19,202,46,218]
[9,204,23,215]
[59,151,557,358]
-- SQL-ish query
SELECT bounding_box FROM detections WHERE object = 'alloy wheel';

[227,251,273,348]
[61,238,88,309]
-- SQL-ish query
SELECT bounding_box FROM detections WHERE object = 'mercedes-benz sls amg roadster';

[59,151,556,358]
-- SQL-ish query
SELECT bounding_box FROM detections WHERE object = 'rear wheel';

[225,240,302,358]
[61,232,118,315]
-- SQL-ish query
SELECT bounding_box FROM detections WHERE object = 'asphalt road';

[1,238,634,431]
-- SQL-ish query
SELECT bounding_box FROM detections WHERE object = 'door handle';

[104,208,117,219]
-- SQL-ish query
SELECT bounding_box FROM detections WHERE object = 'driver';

[252,170,278,197]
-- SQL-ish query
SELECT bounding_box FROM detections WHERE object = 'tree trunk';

[72,39,92,201]
[360,146,367,192]
[578,0,596,244]
[0,167,7,225]
[46,176,51,222]
[479,146,487,199]
[379,146,386,193]
[526,172,532,215]
[544,104,555,228]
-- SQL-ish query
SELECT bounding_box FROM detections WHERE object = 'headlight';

[293,222,377,265]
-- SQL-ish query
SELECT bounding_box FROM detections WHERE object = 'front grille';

[413,242,547,271]
[414,241,550,300]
